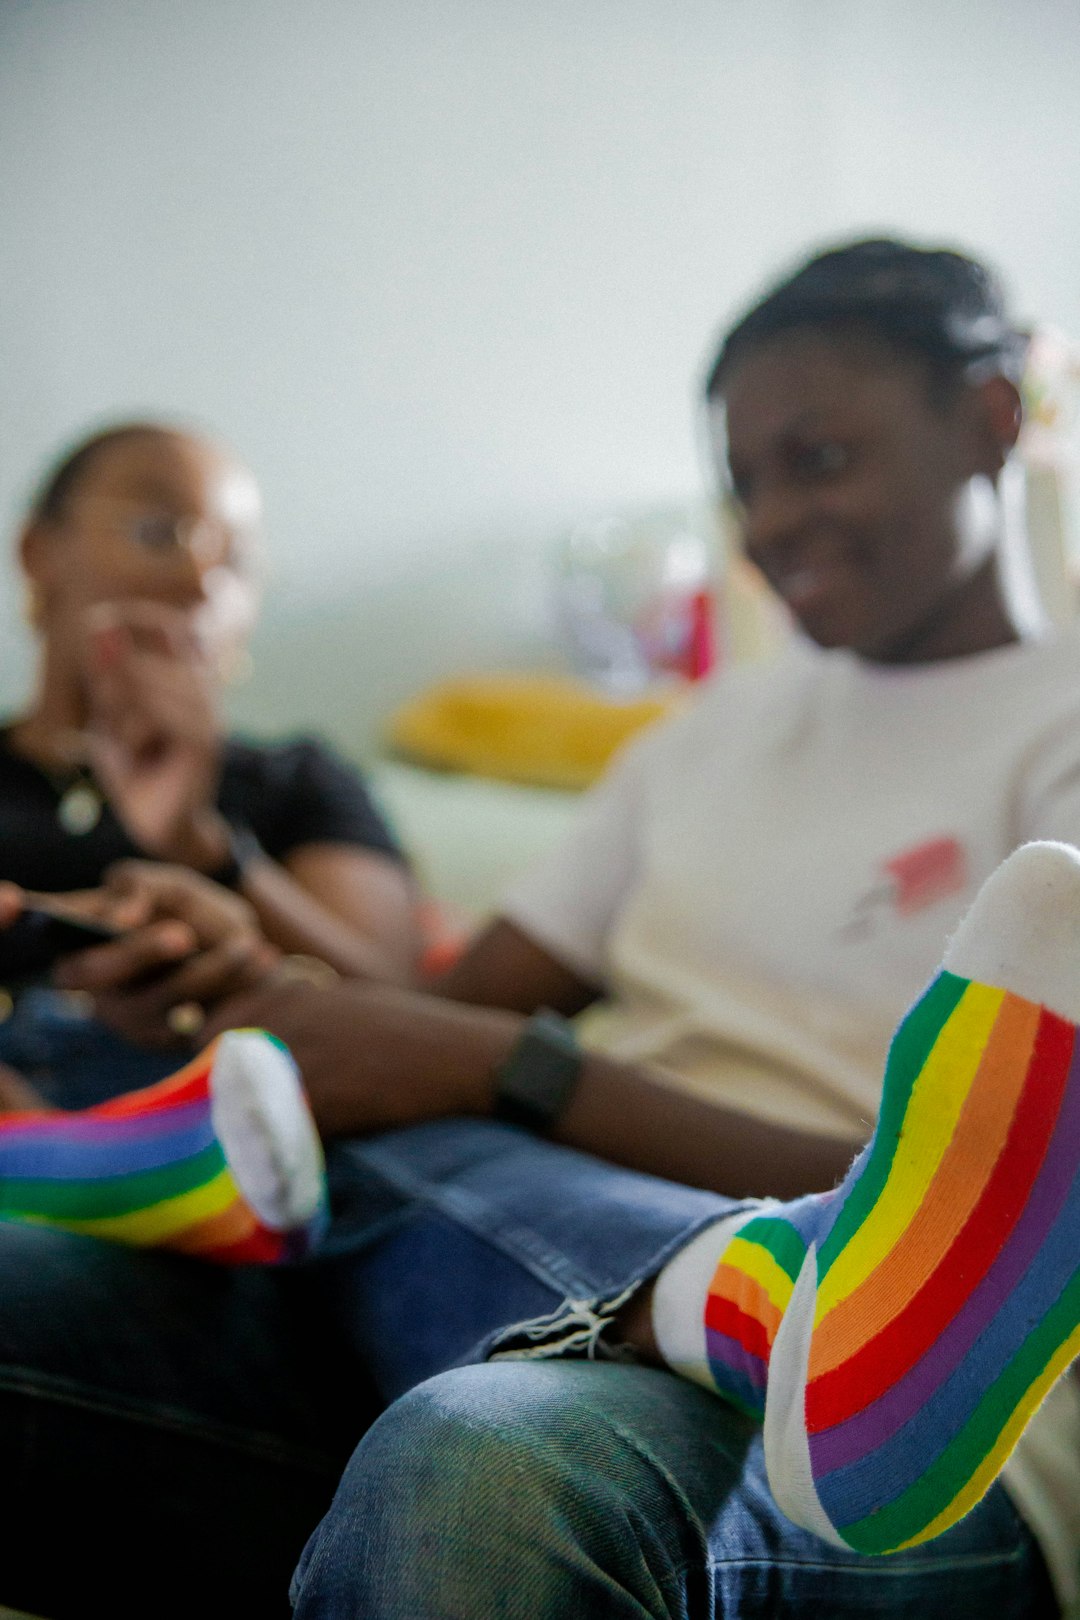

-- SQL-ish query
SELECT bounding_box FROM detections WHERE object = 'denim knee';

[290,1361,1055,1620]
[291,1360,716,1620]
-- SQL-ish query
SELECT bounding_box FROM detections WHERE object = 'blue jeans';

[0,992,383,1618]
[0,1016,1058,1619]
[290,1119,1058,1619]
[291,1362,1050,1619]
[0,1218,381,1619]
[0,987,179,1108]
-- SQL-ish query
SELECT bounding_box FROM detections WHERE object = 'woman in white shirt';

[230,238,1080,1617]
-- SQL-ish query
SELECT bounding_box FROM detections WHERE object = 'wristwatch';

[492,1009,584,1134]
[208,822,266,890]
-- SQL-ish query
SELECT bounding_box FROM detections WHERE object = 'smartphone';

[0,899,123,987]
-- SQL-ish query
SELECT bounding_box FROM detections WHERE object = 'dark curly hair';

[27,422,183,524]
[705,237,1029,401]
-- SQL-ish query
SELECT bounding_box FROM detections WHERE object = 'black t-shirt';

[0,727,404,893]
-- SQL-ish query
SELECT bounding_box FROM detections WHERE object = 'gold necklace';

[55,769,104,835]
[6,724,106,836]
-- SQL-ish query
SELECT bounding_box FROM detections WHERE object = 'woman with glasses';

[0,420,419,1106]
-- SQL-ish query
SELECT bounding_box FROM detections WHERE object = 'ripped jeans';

[316,1116,735,1401]
[0,1003,1058,1619]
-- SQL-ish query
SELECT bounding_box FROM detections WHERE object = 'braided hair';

[706,237,1028,402]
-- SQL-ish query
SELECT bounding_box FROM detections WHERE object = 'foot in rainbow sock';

[651,840,1080,1554]
[0,1029,326,1263]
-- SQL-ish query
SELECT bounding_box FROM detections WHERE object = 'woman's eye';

[127,513,181,551]
[795,442,850,479]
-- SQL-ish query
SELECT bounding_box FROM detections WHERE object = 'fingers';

[86,601,201,659]
[53,918,197,992]
[91,935,279,1048]
[88,654,216,749]
[21,884,133,927]
[37,866,261,994]
[201,974,309,1043]
[87,882,153,931]
[104,860,255,943]
[135,931,272,1009]
[0,1061,53,1114]
[0,882,25,930]
[55,861,277,1046]
[81,606,221,759]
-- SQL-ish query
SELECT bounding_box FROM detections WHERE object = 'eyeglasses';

[63,497,260,574]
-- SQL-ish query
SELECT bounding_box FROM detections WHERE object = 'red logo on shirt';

[838,836,969,940]
[883,837,968,915]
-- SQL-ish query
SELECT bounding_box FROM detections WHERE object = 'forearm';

[237,856,419,984]
[555,1055,857,1199]
[244,980,857,1200]
[426,917,601,1016]
[297,985,521,1137]
[158,806,420,986]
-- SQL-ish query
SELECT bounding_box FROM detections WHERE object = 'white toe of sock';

[944,842,1080,1025]
[210,1031,325,1230]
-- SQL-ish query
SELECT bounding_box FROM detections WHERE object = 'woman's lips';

[771,563,851,613]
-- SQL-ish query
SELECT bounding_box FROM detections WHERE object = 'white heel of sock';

[944,841,1080,1024]
[763,1244,847,1547]
[209,1030,325,1232]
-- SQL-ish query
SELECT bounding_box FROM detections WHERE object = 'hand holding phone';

[0,895,122,988]
[45,861,279,1049]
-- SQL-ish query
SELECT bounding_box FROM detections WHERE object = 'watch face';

[495,1013,583,1130]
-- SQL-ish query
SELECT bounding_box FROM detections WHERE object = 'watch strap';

[493,1009,583,1134]
[207,822,266,890]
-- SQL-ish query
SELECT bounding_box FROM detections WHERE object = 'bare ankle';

[608,1281,663,1365]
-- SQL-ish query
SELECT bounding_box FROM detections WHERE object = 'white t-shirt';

[503,628,1080,1609]
[506,629,1080,1136]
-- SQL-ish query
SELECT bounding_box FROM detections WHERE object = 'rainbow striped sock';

[652,840,1080,1553]
[0,1029,327,1263]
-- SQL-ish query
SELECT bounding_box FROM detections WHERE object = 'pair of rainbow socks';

[2,840,1080,1564]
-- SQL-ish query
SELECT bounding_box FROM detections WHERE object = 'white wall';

[2,0,1079,751]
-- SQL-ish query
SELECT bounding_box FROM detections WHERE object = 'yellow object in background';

[387,673,685,790]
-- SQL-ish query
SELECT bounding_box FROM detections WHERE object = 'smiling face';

[22,428,263,679]
[716,329,1020,663]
